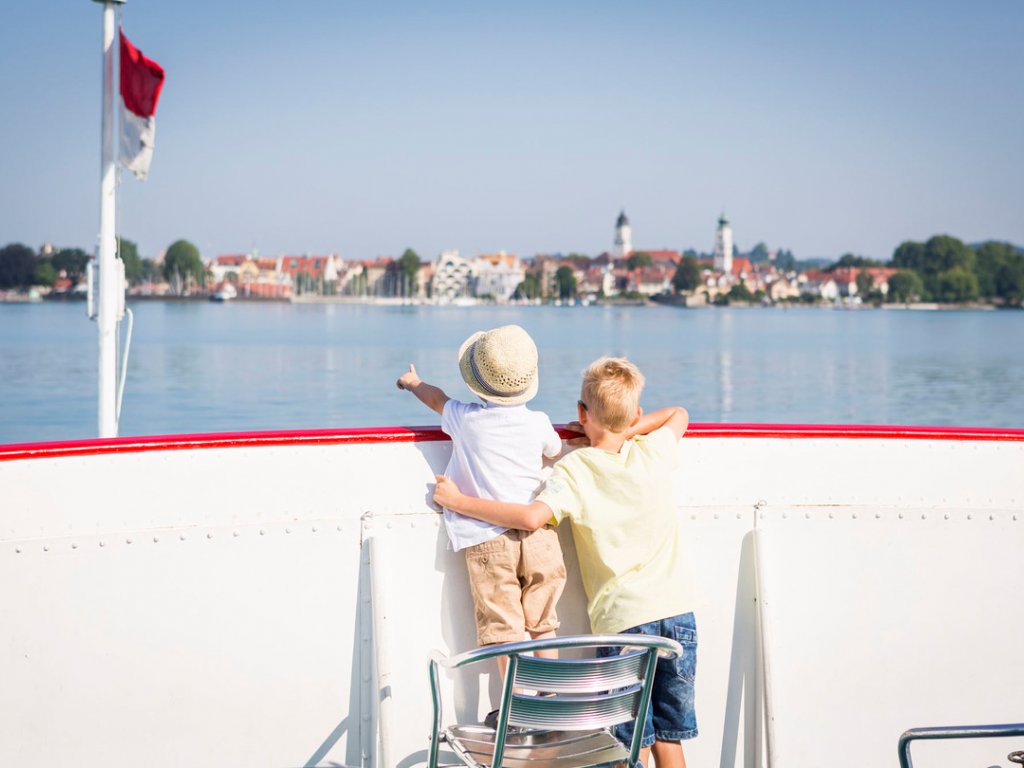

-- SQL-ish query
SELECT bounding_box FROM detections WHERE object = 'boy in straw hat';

[434,357,696,768]
[396,324,566,705]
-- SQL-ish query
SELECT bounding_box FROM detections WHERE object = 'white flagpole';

[95,0,125,437]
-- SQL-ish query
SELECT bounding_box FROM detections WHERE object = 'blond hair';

[580,357,645,431]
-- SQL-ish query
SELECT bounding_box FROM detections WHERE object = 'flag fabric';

[119,29,165,181]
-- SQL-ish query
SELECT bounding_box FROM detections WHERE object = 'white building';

[713,212,733,275]
[613,210,632,260]
[472,252,525,302]
[431,251,473,302]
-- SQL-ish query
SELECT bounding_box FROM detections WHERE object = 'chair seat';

[444,724,630,768]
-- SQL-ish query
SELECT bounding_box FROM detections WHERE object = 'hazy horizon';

[2,0,1022,263]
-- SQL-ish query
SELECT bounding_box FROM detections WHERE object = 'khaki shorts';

[464,527,567,646]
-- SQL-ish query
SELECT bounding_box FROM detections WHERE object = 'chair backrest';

[504,650,651,730]
[486,635,682,767]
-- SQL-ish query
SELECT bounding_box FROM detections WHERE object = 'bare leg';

[650,739,685,768]
[529,628,558,660]
[493,630,556,688]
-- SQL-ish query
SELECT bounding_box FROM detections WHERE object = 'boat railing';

[898,723,1024,768]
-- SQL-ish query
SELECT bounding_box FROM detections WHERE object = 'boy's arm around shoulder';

[625,406,689,441]
[433,476,553,531]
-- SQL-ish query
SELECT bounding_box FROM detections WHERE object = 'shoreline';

[0,292,1011,311]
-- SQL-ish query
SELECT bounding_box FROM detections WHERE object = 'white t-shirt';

[440,399,563,551]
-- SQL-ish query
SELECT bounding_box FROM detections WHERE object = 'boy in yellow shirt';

[434,356,697,768]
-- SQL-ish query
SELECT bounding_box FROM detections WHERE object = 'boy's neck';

[586,423,629,454]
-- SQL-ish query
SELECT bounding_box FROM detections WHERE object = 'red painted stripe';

[1,423,1022,463]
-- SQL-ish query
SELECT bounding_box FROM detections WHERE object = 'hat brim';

[458,331,539,406]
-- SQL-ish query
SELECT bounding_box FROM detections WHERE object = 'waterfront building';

[799,271,840,301]
[766,273,801,301]
[279,254,343,295]
[533,255,561,298]
[713,212,734,275]
[613,210,632,259]
[637,249,681,266]
[471,251,524,301]
[209,253,291,298]
[578,265,616,297]
[431,251,473,302]
[831,266,900,298]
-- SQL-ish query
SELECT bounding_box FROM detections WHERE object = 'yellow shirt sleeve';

[535,461,581,525]
[634,425,681,470]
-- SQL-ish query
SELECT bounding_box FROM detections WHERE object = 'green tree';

[855,269,873,296]
[995,255,1024,303]
[749,242,770,263]
[34,260,57,287]
[936,266,979,303]
[163,239,204,293]
[925,235,976,274]
[626,252,653,271]
[140,258,160,282]
[829,253,881,271]
[118,238,142,283]
[52,247,90,281]
[727,283,753,302]
[398,248,420,295]
[554,265,577,300]
[0,243,37,288]
[886,271,924,303]
[672,256,701,292]
[892,236,975,301]
[974,241,1022,300]
[776,249,797,271]
[892,241,926,273]
[514,273,541,300]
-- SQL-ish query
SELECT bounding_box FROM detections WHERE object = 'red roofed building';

[731,257,753,278]
[629,249,681,265]
[279,255,341,281]
[830,266,900,297]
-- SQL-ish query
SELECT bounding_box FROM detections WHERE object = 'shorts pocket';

[672,623,697,684]
[466,535,506,559]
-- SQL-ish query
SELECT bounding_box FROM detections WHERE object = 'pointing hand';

[397,363,421,391]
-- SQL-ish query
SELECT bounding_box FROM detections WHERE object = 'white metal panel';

[678,437,1022,509]
[366,506,758,768]
[0,518,364,766]
[755,508,1024,768]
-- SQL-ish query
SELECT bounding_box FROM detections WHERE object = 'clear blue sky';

[2,0,1021,263]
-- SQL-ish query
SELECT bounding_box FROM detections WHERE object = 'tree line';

[0,239,205,292]
[824,236,1024,304]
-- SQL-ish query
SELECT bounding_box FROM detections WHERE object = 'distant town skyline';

[2,1,1022,263]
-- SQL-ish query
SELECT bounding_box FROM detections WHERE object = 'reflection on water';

[718,351,733,419]
[1,302,1021,442]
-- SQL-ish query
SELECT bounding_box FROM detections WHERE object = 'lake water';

[1,301,1022,444]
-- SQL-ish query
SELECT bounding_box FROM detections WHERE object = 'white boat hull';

[1,426,1021,767]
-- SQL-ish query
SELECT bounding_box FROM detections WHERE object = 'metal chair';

[897,723,1024,768]
[428,634,683,768]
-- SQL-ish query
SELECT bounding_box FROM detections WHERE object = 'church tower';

[613,210,632,259]
[713,212,733,274]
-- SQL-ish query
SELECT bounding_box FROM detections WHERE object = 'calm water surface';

[1,301,1021,444]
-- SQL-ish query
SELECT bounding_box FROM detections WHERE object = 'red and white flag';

[119,29,165,181]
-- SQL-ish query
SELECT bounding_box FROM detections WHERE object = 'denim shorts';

[597,612,698,749]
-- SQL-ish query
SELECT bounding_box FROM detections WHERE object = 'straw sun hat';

[458,325,539,405]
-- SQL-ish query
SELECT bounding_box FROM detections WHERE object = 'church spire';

[613,209,632,259]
